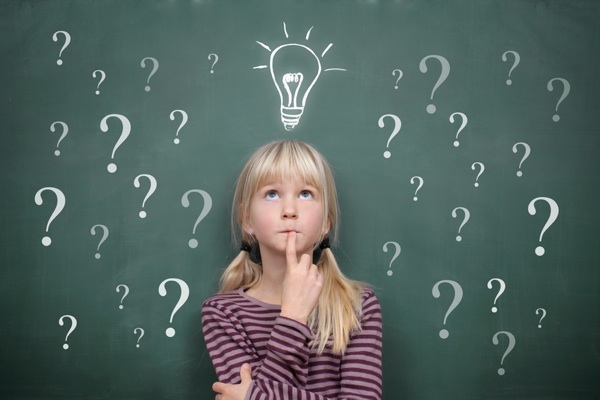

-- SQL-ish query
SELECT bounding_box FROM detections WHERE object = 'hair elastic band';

[241,237,330,264]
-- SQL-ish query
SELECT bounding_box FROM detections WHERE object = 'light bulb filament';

[282,73,304,107]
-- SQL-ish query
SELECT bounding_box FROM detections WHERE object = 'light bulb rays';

[254,23,346,131]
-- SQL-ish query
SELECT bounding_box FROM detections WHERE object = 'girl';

[202,140,383,400]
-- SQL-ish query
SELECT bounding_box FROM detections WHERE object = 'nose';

[281,196,297,219]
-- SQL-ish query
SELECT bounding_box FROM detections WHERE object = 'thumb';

[239,363,252,383]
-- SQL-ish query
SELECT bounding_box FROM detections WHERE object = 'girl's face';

[245,177,328,262]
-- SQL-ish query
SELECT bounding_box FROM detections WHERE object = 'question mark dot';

[57,60,63,66]
[145,86,151,92]
[42,236,52,246]
[139,211,147,219]
[189,239,199,249]
[506,79,512,85]
[387,270,393,277]
[535,246,545,256]
[492,307,498,313]
[210,70,214,74]
[413,196,418,202]
[95,90,100,95]
[394,85,398,90]
[383,151,391,159]
[136,344,140,348]
[439,329,449,339]
[498,368,506,376]
[427,104,436,114]
[552,114,560,122]
[538,324,542,329]
[95,253,101,259]
[63,343,69,350]
[54,150,61,156]
[119,305,124,310]
[107,163,117,173]
[174,138,180,144]
[516,171,523,177]
[456,235,462,242]
[453,141,460,147]
[474,182,479,187]
[166,327,175,337]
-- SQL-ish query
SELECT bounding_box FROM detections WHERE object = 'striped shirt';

[201,287,383,400]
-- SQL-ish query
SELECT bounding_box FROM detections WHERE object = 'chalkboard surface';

[1,1,599,399]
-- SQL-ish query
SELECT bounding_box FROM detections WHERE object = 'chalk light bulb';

[269,44,322,131]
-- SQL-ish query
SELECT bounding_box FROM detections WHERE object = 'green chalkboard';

[1,0,599,399]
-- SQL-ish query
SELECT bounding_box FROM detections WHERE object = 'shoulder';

[201,289,247,316]
[359,287,382,321]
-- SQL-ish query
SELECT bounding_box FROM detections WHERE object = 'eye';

[299,190,313,199]
[265,190,279,199]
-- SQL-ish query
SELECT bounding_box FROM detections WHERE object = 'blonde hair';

[219,140,364,355]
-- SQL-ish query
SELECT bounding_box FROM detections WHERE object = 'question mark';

[382,241,401,276]
[392,69,403,89]
[501,51,520,85]
[100,114,131,173]
[451,207,470,242]
[471,162,485,187]
[410,176,424,201]
[512,142,531,177]
[208,53,219,73]
[92,69,106,95]
[378,114,401,159]
[169,110,189,144]
[528,197,559,256]
[536,308,547,328]
[181,189,213,248]
[58,314,77,350]
[134,327,145,348]
[547,78,570,122]
[419,55,450,114]
[52,31,71,66]
[449,112,468,147]
[134,174,158,219]
[432,280,463,339]
[140,57,159,92]
[34,187,66,246]
[492,331,516,376]
[50,121,69,156]
[90,224,109,259]
[116,284,129,310]
[487,278,506,313]
[158,278,190,337]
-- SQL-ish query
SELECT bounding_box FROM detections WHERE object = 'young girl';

[202,140,383,400]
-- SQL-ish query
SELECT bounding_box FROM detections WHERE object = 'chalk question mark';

[547,78,570,122]
[208,53,219,73]
[487,278,506,313]
[34,187,66,246]
[92,69,106,95]
[134,328,144,348]
[492,331,516,376]
[419,55,450,114]
[52,31,71,65]
[58,314,77,350]
[100,113,131,173]
[432,280,463,339]
[378,114,401,159]
[382,241,401,276]
[536,308,547,328]
[392,69,403,89]
[158,278,190,337]
[410,176,424,201]
[169,110,189,144]
[471,162,485,187]
[501,51,520,85]
[90,224,109,259]
[512,142,531,177]
[116,284,129,310]
[451,207,470,242]
[50,121,68,156]
[528,197,559,256]
[134,174,158,219]
[181,189,213,248]
[449,112,468,147]
[141,57,159,92]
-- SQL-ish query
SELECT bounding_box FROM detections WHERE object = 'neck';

[246,252,287,305]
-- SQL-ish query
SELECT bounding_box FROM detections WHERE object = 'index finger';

[286,231,298,267]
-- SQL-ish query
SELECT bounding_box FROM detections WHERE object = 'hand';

[280,231,324,325]
[212,363,252,400]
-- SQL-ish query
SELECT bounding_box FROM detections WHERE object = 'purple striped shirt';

[202,287,383,400]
